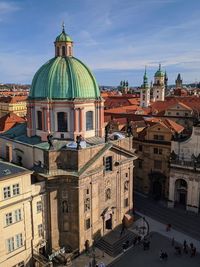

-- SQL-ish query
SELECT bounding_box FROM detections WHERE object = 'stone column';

[187,179,199,213]
[74,108,78,132]
[79,108,84,133]
[168,176,175,208]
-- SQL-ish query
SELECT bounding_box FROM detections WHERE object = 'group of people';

[174,240,197,257]
[122,235,150,253]
[160,250,168,261]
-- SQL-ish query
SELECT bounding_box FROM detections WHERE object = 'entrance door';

[105,214,112,230]
[152,181,162,200]
[179,192,186,205]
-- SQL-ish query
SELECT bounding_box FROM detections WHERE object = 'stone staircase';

[96,227,136,257]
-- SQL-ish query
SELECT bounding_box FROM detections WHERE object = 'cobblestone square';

[111,232,200,267]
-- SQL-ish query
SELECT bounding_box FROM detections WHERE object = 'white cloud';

[0,1,20,15]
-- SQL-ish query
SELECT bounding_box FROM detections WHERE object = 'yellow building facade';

[0,160,47,267]
[0,96,27,118]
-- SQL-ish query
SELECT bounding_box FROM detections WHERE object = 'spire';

[159,63,161,70]
[62,21,65,33]
[143,66,148,88]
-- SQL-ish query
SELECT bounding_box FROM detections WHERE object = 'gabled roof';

[0,112,25,132]
[166,101,192,111]
[143,117,184,134]
[78,142,137,177]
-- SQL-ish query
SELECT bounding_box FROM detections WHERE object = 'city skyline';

[0,0,200,86]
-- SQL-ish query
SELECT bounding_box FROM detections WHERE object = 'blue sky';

[0,0,200,86]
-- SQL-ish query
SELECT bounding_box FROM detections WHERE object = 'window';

[85,218,91,230]
[124,198,129,207]
[154,160,162,169]
[7,237,14,253]
[15,209,22,222]
[62,46,66,56]
[15,233,23,248]
[13,184,20,196]
[138,145,142,151]
[105,188,111,201]
[38,224,43,238]
[153,148,162,155]
[176,112,179,116]
[168,112,171,115]
[86,111,93,131]
[37,111,42,130]
[154,135,164,141]
[3,186,11,199]
[6,212,13,226]
[105,156,112,171]
[37,201,43,213]
[57,112,68,132]
[185,113,188,116]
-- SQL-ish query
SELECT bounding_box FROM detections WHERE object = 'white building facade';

[168,126,200,213]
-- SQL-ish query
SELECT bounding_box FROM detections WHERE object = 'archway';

[149,171,166,200]
[175,179,187,207]
[152,181,162,200]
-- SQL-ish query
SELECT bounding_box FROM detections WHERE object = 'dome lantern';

[55,23,73,57]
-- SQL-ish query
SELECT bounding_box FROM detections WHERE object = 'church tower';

[27,26,104,141]
[140,68,150,107]
[176,73,183,88]
[152,64,165,101]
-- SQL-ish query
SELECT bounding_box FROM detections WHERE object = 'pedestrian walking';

[183,240,188,254]
[171,237,175,246]
[191,247,196,257]
[166,223,171,232]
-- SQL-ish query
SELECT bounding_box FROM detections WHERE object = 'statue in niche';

[124,181,129,191]
[47,134,54,150]
[84,198,90,211]
[105,188,111,200]
[62,200,69,213]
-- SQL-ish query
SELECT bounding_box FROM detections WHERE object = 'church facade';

[0,27,137,265]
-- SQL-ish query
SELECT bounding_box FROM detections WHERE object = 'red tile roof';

[0,112,25,132]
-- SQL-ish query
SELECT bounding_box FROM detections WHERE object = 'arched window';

[86,111,93,131]
[57,112,68,132]
[57,47,60,56]
[37,111,42,130]
[62,46,66,56]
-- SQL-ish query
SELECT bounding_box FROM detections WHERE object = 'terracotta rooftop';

[0,95,27,103]
[0,112,25,132]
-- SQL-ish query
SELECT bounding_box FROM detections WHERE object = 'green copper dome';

[55,30,73,42]
[29,57,100,99]
[155,64,165,77]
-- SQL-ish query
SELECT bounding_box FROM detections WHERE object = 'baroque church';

[0,26,137,262]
